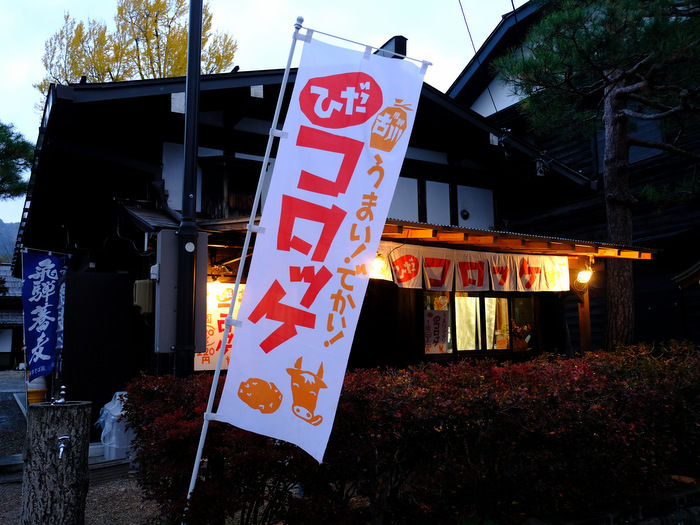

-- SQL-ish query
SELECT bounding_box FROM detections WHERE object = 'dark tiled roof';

[0,311,23,326]
[0,264,22,297]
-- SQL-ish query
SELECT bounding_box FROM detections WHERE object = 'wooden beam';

[619,250,641,259]
[523,241,551,250]
[496,238,524,248]
[436,232,466,242]
[466,235,496,244]
[382,224,402,235]
[550,242,575,251]
[406,228,435,239]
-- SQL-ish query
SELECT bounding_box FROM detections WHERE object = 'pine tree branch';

[635,38,700,81]
[619,105,693,121]
[628,136,700,163]
[613,79,649,97]
[663,6,700,17]
[620,85,699,120]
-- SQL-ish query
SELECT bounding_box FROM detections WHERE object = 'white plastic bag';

[95,391,134,460]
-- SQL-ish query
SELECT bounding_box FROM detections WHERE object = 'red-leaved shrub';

[123,343,700,524]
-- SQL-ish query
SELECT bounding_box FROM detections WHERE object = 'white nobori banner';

[213,35,426,462]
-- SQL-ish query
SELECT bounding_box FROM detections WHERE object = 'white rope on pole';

[181,16,306,524]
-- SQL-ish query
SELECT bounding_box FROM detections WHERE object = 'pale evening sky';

[0,0,527,223]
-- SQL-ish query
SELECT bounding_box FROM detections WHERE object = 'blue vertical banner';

[22,250,67,381]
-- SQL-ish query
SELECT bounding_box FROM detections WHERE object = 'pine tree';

[0,121,32,199]
[494,0,700,349]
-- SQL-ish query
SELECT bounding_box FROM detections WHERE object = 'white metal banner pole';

[182,17,306,519]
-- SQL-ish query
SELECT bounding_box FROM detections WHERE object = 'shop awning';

[381,219,656,261]
[125,207,655,261]
[125,206,179,232]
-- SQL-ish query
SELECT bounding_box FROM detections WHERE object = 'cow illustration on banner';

[213,35,427,462]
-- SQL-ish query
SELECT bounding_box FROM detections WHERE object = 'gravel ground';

[0,476,162,525]
[0,392,26,457]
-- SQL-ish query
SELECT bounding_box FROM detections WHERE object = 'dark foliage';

[0,122,32,199]
[123,343,700,524]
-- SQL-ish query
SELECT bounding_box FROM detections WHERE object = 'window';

[426,181,451,225]
[455,294,483,349]
[424,292,538,354]
[511,296,536,352]
[423,291,452,354]
[455,295,510,351]
[389,178,494,229]
[388,178,419,221]
[456,185,494,230]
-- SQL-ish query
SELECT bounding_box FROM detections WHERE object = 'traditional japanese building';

[446,1,700,347]
[0,263,23,369]
[13,34,654,426]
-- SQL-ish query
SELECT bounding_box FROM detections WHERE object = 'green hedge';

[123,344,700,524]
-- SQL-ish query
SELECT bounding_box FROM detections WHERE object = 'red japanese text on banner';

[385,242,423,289]
[454,251,490,292]
[421,246,455,291]
[379,242,570,292]
[214,36,426,462]
[196,283,245,371]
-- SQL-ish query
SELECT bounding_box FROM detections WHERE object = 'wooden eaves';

[382,219,656,262]
[127,208,655,262]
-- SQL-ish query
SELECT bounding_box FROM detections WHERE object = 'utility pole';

[174,0,203,378]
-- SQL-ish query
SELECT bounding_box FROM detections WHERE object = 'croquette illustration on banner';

[238,378,282,414]
[214,33,427,463]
